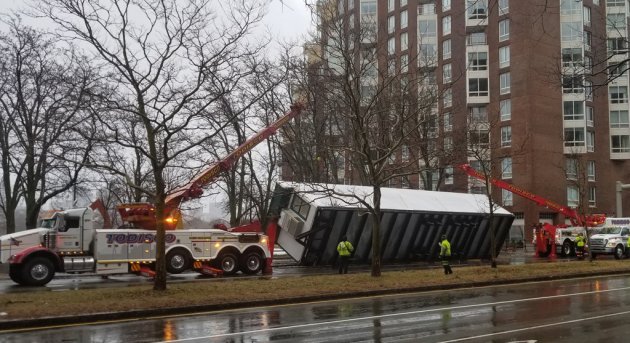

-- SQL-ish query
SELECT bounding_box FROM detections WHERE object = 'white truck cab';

[588,218,630,259]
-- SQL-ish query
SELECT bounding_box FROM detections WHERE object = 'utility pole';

[615,181,630,217]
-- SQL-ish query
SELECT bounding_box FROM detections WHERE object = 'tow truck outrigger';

[458,164,605,257]
[0,103,304,286]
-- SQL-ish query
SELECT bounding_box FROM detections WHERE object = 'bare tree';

[0,16,97,232]
[40,0,281,290]
[282,1,445,277]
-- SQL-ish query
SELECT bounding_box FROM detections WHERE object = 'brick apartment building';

[282,0,630,240]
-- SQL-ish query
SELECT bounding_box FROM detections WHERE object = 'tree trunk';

[371,186,382,277]
[25,201,42,230]
[2,209,16,234]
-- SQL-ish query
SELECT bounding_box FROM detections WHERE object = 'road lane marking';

[156,285,630,342]
[438,310,630,342]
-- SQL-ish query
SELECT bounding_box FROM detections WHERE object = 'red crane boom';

[457,164,604,227]
[117,103,305,230]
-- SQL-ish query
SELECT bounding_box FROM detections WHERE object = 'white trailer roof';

[277,182,512,216]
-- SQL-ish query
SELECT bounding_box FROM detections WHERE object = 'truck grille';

[590,238,605,249]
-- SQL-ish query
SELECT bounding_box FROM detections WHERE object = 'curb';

[1,269,629,331]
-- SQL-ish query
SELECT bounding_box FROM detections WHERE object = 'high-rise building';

[283,0,630,241]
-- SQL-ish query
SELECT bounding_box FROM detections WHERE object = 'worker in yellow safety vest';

[337,236,354,274]
[575,233,585,260]
[439,235,453,275]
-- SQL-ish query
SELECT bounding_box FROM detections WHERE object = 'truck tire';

[240,251,263,275]
[614,245,625,260]
[562,240,574,257]
[216,252,239,276]
[166,249,190,274]
[21,257,55,286]
[9,264,24,285]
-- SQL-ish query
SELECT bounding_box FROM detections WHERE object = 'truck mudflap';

[193,261,224,276]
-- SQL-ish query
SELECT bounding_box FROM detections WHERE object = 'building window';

[587,106,594,124]
[401,54,408,72]
[563,75,583,94]
[500,72,511,94]
[468,51,488,70]
[388,37,395,55]
[388,15,395,34]
[502,189,513,206]
[610,110,630,128]
[349,0,354,10]
[587,160,596,181]
[610,86,628,103]
[419,43,437,62]
[563,101,585,121]
[419,3,436,15]
[589,187,596,207]
[587,131,594,152]
[443,112,452,132]
[561,0,581,15]
[561,22,582,41]
[500,99,511,121]
[442,0,452,11]
[401,0,407,6]
[566,158,578,180]
[499,19,510,41]
[418,19,437,37]
[502,157,512,179]
[567,186,579,208]
[468,78,489,96]
[612,135,630,153]
[402,145,410,162]
[607,13,626,31]
[442,39,451,60]
[564,127,585,147]
[501,126,512,147]
[338,0,345,15]
[470,128,490,147]
[467,32,487,46]
[444,136,453,151]
[443,88,452,107]
[499,46,510,68]
[443,63,452,83]
[607,0,625,6]
[608,38,628,55]
[584,31,592,51]
[499,0,509,15]
[583,6,591,26]
[562,48,582,67]
[290,196,311,219]
[443,15,451,35]
[445,166,454,184]
[388,0,394,12]
[400,10,408,29]
[608,61,627,78]
[470,106,488,123]
[467,0,488,20]
[360,0,377,15]
[400,32,408,51]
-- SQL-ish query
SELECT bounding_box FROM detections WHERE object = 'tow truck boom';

[118,103,304,229]
[457,164,604,227]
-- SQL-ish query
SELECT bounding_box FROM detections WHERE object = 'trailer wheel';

[562,240,574,257]
[614,245,625,260]
[216,252,239,276]
[21,257,55,286]
[240,251,263,275]
[9,264,24,285]
[166,249,191,274]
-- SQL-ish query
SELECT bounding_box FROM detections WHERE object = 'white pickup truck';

[588,218,630,259]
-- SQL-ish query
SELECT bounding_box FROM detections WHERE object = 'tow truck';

[0,103,303,286]
[458,164,605,257]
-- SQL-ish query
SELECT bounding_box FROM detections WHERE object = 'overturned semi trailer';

[270,182,514,266]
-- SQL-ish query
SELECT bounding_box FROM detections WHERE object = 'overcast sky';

[0,0,313,47]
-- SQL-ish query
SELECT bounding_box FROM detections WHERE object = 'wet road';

[1,274,629,342]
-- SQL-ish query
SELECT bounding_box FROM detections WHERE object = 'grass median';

[1,260,630,323]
